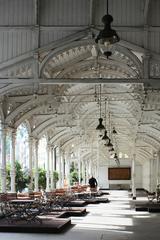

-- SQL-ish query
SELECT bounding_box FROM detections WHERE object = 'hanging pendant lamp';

[96,85,105,133]
[96,117,105,130]
[95,0,120,58]
[107,139,113,149]
[102,99,109,143]
[112,127,117,135]
[102,130,110,142]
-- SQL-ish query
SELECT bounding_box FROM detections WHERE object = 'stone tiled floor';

[0,190,160,240]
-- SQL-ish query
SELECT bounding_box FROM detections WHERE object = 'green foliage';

[70,161,79,185]
[70,170,79,185]
[53,171,59,182]
[6,161,30,192]
[38,168,46,190]
[15,162,30,192]
[70,161,75,172]
[6,164,11,190]
[52,170,59,189]
[33,169,59,191]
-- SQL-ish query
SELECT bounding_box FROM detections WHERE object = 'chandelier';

[95,0,120,58]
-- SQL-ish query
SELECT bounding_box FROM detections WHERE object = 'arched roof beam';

[6,95,49,125]
[49,130,78,145]
[57,59,139,79]
[137,135,159,151]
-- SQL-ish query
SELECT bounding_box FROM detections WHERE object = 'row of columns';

[0,125,95,192]
[2,126,146,196]
[1,126,7,193]
[0,125,41,193]
[131,152,160,199]
[2,124,150,197]
[131,154,136,199]
[150,152,160,192]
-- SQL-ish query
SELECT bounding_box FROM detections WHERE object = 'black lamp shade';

[102,130,110,143]
[95,14,120,46]
[96,118,105,130]
[107,139,113,148]
[95,11,120,59]
[109,147,114,152]
[112,127,117,134]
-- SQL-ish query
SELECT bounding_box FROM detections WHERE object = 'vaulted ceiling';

[0,0,160,165]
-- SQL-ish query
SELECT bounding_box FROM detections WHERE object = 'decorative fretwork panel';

[0,62,34,78]
[150,61,160,78]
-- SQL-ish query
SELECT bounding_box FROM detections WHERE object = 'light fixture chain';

[99,84,102,118]
[105,98,107,128]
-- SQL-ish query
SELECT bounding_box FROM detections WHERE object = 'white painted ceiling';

[0,0,160,165]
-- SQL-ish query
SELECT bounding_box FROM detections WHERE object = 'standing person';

[89,176,98,191]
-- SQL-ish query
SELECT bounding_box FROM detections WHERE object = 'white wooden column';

[46,144,51,192]
[78,149,81,184]
[131,154,136,199]
[94,164,97,178]
[88,159,92,177]
[81,159,85,184]
[61,151,65,187]
[158,151,160,185]
[152,156,157,192]
[57,147,62,188]
[85,160,89,183]
[155,152,160,186]
[65,152,71,189]
[0,125,7,193]
[50,146,54,190]
[96,142,100,180]
[28,136,33,191]
[10,129,16,193]
[34,138,39,192]
[54,147,57,188]
[85,161,87,184]
[150,158,154,192]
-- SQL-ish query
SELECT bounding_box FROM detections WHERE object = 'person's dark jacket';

[89,177,97,188]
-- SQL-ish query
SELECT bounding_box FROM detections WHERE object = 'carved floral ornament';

[0,44,143,80]
[0,62,34,78]
[41,43,142,79]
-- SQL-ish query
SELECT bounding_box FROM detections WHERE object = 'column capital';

[10,128,17,141]
[34,137,39,141]
[0,121,7,128]
[50,144,54,149]
[29,135,34,141]
[9,126,16,133]
[47,143,52,150]
[142,52,151,60]
[34,138,39,147]
[0,124,8,133]
[153,151,158,160]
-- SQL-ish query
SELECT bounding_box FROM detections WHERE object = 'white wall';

[142,160,150,191]
[98,166,109,189]
[135,164,142,189]
[98,159,143,189]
